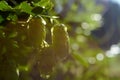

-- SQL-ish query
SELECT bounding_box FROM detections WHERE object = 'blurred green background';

[51,0,120,80]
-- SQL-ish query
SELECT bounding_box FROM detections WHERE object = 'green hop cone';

[37,46,56,76]
[51,24,70,61]
[28,17,46,47]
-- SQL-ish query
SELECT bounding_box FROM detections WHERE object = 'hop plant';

[28,17,46,47]
[51,24,70,61]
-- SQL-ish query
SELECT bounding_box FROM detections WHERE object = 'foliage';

[0,0,120,80]
[0,0,70,80]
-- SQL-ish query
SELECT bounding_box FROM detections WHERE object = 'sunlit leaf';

[7,14,18,22]
[34,0,53,10]
[17,65,29,71]
[0,1,12,11]
[19,1,33,15]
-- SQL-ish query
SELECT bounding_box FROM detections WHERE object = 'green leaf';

[17,65,29,71]
[8,31,18,38]
[35,0,53,9]
[11,40,19,48]
[0,1,12,11]
[0,15,4,23]
[19,1,33,15]
[7,14,18,22]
